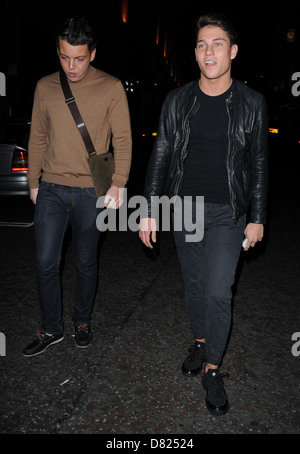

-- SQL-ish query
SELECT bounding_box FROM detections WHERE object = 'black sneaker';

[23,331,64,357]
[202,368,230,416]
[74,323,92,348]
[182,340,206,376]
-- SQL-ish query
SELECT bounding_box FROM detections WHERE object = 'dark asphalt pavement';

[0,149,299,438]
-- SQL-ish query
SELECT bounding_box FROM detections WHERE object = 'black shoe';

[202,368,230,416]
[74,323,92,348]
[182,340,206,376]
[23,331,64,357]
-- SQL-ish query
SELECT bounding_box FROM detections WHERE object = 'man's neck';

[199,77,233,96]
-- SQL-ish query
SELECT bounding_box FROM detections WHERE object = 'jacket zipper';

[173,96,198,196]
[226,93,237,222]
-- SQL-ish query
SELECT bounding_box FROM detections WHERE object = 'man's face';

[57,39,96,82]
[195,26,238,83]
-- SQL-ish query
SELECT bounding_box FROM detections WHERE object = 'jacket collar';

[190,78,236,98]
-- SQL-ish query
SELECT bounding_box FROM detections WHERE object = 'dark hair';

[196,13,238,46]
[56,17,97,52]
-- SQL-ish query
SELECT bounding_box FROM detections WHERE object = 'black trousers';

[173,202,246,365]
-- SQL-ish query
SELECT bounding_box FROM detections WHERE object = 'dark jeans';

[173,202,246,365]
[34,182,103,335]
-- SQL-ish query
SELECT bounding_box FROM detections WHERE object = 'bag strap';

[59,70,96,156]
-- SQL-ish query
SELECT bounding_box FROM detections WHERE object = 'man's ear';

[90,48,96,62]
[230,44,238,61]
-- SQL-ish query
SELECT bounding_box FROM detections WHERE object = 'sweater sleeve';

[27,82,49,189]
[109,81,132,188]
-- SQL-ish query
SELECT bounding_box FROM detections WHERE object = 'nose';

[205,44,214,56]
[69,59,76,70]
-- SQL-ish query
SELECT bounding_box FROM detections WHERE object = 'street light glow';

[121,0,128,23]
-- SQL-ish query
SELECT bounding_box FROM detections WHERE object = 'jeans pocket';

[84,187,98,199]
[39,181,51,191]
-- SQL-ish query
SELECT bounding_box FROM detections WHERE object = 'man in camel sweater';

[23,18,132,357]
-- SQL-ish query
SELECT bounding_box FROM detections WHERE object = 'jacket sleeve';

[249,94,269,224]
[143,95,173,217]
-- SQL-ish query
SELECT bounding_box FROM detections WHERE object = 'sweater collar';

[68,65,96,85]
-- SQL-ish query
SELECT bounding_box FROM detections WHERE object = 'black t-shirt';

[180,84,232,204]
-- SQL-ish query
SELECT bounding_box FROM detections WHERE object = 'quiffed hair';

[56,17,97,52]
[196,13,238,46]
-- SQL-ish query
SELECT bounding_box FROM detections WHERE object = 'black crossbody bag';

[59,70,114,198]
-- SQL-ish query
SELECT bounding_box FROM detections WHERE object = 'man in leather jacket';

[139,13,268,416]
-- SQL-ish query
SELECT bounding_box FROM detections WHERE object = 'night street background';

[0,0,300,439]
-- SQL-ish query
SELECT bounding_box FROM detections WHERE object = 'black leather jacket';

[144,79,268,223]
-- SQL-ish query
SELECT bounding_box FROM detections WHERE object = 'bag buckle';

[65,96,75,105]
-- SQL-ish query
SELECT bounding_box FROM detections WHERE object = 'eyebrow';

[59,52,87,58]
[197,38,227,43]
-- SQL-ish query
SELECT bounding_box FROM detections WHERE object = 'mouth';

[205,60,216,67]
[68,72,77,78]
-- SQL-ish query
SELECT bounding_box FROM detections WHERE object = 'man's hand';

[104,186,124,209]
[243,223,264,251]
[30,188,39,205]
[139,218,157,249]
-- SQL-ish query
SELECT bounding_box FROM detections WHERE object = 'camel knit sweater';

[28,66,132,190]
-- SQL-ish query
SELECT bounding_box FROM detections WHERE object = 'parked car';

[268,103,300,145]
[0,119,30,196]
